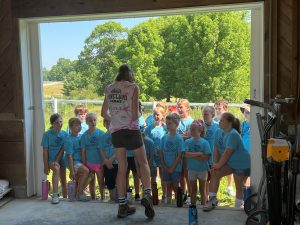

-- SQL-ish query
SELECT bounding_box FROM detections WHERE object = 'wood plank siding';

[0,0,299,197]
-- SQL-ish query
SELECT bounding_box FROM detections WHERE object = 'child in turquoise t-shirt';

[81,112,105,200]
[41,113,68,204]
[159,113,185,204]
[185,120,211,205]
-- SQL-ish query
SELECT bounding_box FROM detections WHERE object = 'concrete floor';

[0,198,247,225]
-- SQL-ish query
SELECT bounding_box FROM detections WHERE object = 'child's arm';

[68,154,76,180]
[170,151,182,173]
[212,148,233,170]
[213,147,219,163]
[56,146,64,163]
[99,148,113,169]
[43,148,49,175]
[81,147,87,165]
[159,150,167,170]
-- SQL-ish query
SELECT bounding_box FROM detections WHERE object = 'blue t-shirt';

[204,123,219,164]
[214,128,250,170]
[241,121,250,152]
[213,117,219,125]
[145,114,154,127]
[159,133,185,172]
[99,132,118,164]
[144,136,156,170]
[81,128,105,164]
[127,150,134,157]
[177,117,193,135]
[144,124,167,167]
[185,137,211,172]
[66,121,89,136]
[139,115,146,132]
[41,129,68,163]
[65,134,82,164]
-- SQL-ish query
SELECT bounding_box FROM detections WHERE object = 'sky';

[40,17,151,69]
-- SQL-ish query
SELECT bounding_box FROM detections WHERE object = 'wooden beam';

[12,0,262,18]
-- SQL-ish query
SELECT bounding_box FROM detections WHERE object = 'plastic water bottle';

[67,180,76,201]
[176,186,183,207]
[152,182,159,205]
[42,180,50,200]
[127,187,132,203]
[189,205,198,225]
[242,186,252,202]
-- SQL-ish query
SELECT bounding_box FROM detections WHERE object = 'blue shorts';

[163,171,181,183]
[231,168,250,177]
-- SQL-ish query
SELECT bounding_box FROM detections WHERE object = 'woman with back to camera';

[101,64,155,219]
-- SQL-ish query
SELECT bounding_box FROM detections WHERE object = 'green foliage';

[47,11,250,102]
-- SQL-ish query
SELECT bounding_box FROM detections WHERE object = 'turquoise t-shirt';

[127,149,134,157]
[241,121,250,152]
[41,129,68,164]
[204,123,219,165]
[214,128,250,170]
[185,137,211,172]
[65,134,82,164]
[213,117,219,125]
[139,115,146,132]
[159,133,185,172]
[145,114,154,127]
[66,121,89,136]
[81,128,105,164]
[177,117,193,135]
[144,136,156,170]
[99,132,118,164]
[144,124,167,167]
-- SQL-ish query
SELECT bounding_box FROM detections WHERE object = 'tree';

[47,58,76,81]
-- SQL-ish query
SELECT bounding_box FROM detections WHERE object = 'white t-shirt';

[104,81,139,133]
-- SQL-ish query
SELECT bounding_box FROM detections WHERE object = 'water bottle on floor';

[42,180,50,200]
[152,182,158,205]
[67,180,76,201]
[176,186,183,207]
[126,187,132,203]
[189,205,198,225]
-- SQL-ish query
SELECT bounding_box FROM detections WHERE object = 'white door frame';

[19,2,264,196]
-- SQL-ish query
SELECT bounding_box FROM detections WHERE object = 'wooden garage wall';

[0,0,26,197]
[0,0,298,197]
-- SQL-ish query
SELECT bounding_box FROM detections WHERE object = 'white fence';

[44,97,243,114]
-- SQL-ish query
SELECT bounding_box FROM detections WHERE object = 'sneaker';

[227,186,236,196]
[51,193,60,204]
[77,193,91,202]
[118,203,136,218]
[185,196,191,205]
[135,194,141,202]
[203,196,217,212]
[141,194,155,218]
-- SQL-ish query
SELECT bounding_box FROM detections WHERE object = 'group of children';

[42,99,251,209]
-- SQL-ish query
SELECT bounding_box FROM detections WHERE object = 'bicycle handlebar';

[243,99,276,114]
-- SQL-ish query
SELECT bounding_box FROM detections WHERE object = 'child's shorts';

[163,171,181,183]
[86,162,102,172]
[103,164,118,190]
[74,162,84,174]
[231,167,250,177]
[188,170,208,181]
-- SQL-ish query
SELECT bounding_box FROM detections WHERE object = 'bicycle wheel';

[246,210,269,225]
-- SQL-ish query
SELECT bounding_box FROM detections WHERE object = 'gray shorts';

[74,162,83,174]
[188,170,208,181]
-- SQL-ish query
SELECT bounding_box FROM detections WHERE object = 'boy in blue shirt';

[185,120,211,206]
[99,119,118,201]
[65,117,90,201]
[41,113,68,204]
[159,113,185,204]
[81,112,105,200]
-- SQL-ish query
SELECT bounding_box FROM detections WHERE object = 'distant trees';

[45,11,250,102]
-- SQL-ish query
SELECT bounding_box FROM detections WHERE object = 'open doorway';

[19,2,264,200]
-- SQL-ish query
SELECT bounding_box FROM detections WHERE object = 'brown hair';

[222,112,241,133]
[68,117,81,128]
[192,120,206,137]
[50,113,62,125]
[166,113,180,126]
[115,64,135,82]
[74,104,88,116]
[214,99,228,110]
